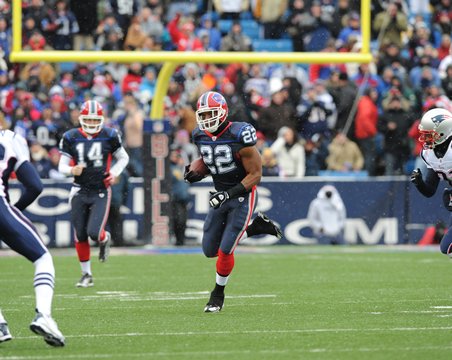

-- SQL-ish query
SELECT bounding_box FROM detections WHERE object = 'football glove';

[209,191,230,209]
[443,188,452,211]
[183,165,205,184]
[410,168,423,186]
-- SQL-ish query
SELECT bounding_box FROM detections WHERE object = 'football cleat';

[254,212,283,239]
[204,292,225,313]
[0,322,12,343]
[99,231,111,263]
[76,273,94,288]
[29,313,65,347]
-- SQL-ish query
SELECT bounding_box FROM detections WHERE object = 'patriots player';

[58,100,129,287]
[411,107,452,255]
[0,129,64,346]
[184,91,283,313]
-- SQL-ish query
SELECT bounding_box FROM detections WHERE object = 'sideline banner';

[2,178,446,248]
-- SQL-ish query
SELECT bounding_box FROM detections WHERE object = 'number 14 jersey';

[59,127,123,191]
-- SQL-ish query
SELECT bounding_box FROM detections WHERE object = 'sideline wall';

[1,178,447,248]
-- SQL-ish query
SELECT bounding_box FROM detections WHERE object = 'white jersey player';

[411,108,452,255]
[0,129,65,347]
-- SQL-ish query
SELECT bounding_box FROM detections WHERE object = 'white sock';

[0,309,6,323]
[216,273,229,286]
[81,261,92,275]
[34,252,55,316]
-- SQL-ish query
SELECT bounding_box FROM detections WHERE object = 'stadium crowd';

[0,0,451,177]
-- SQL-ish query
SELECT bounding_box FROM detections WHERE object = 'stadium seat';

[217,19,233,35]
[318,170,369,178]
[252,39,293,52]
[240,19,262,39]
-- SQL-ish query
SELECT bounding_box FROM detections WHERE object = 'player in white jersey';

[411,108,452,255]
[0,129,65,347]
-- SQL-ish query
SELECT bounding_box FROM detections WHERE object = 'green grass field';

[1,246,452,360]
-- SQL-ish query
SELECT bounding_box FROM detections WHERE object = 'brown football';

[189,157,209,176]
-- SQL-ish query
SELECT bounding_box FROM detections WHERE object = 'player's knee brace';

[216,249,235,276]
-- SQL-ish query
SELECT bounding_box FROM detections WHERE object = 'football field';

[1,245,452,360]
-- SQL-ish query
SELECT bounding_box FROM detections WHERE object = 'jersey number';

[75,142,103,167]
[200,144,236,175]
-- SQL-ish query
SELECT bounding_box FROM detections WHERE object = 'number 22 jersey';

[192,122,257,191]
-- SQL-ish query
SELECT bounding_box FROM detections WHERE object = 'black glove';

[443,188,452,211]
[410,168,423,186]
[183,164,205,184]
[209,191,230,209]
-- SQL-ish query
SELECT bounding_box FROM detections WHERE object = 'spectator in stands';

[109,0,140,41]
[376,43,409,77]
[261,147,280,177]
[95,13,123,50]
[304,134,328,176]
[122,63,143,96]
[331,0,355,38]
[337,11,361,49]
[30,142,53,179]
[442,64,452,99]
[373,0,408,48]
[296,0,333,52]
[173,129,199,164]
[258,86,297,142]
[437,34,451,61]
[124,17,147,50]
[422,84,452,112]
[313,79,337,130]
[297,83,332,140]
[378,96,414,175]
[169,147,191,246]
[70,0,97,50]
[382,85,411,112]
[439,45,452,79]
[222,82,249,123]
[326,132,364,172]
[307,185,346,245]
[51,0,79,51]
[253,0,288,39]
[309,39,346,82]
[139,6,164,44]
[220,20,252,52]
[196,12,221,51]
[354,87,379,176]
[122,93,144,177]
[167,13,203,51]
[213,0,249,20]
[326,71,357,134]
[0,16,10,61]
[286,0,307,52]
[270,126,305,178]
[108,168,130,247]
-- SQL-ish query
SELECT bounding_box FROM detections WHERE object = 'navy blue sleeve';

[14,161,44,211]
[415,167,440,198]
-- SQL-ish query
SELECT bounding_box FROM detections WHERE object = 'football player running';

[184,91,283,313]
[58,100,129,288]
[411,107,452,255]
[0,129,64,346]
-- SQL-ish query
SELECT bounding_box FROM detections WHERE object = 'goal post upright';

[10,0,371,245]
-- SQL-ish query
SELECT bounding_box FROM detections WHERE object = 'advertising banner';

[3,178,447,248]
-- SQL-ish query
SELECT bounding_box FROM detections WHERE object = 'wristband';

[226,183,248,198]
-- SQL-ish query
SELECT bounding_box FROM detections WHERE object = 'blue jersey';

[192,121,257,191]
[59,127,123,191]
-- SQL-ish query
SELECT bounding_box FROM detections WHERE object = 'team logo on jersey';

[238,197,244,202]
[99,193,105,198]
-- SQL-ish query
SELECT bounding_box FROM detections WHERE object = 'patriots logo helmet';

[196,91,229,133]
[79,100,104,135]
[419,108,452,149]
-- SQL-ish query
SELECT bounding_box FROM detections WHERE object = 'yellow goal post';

[9,0,371,245]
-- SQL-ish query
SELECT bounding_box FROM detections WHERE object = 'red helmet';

[79,100,104,134]
[196,91,228,133]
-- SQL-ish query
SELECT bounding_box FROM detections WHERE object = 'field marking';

[4,343,452,360]
[9,325,452,342]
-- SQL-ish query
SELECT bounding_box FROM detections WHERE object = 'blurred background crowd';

[0,0,451,179]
